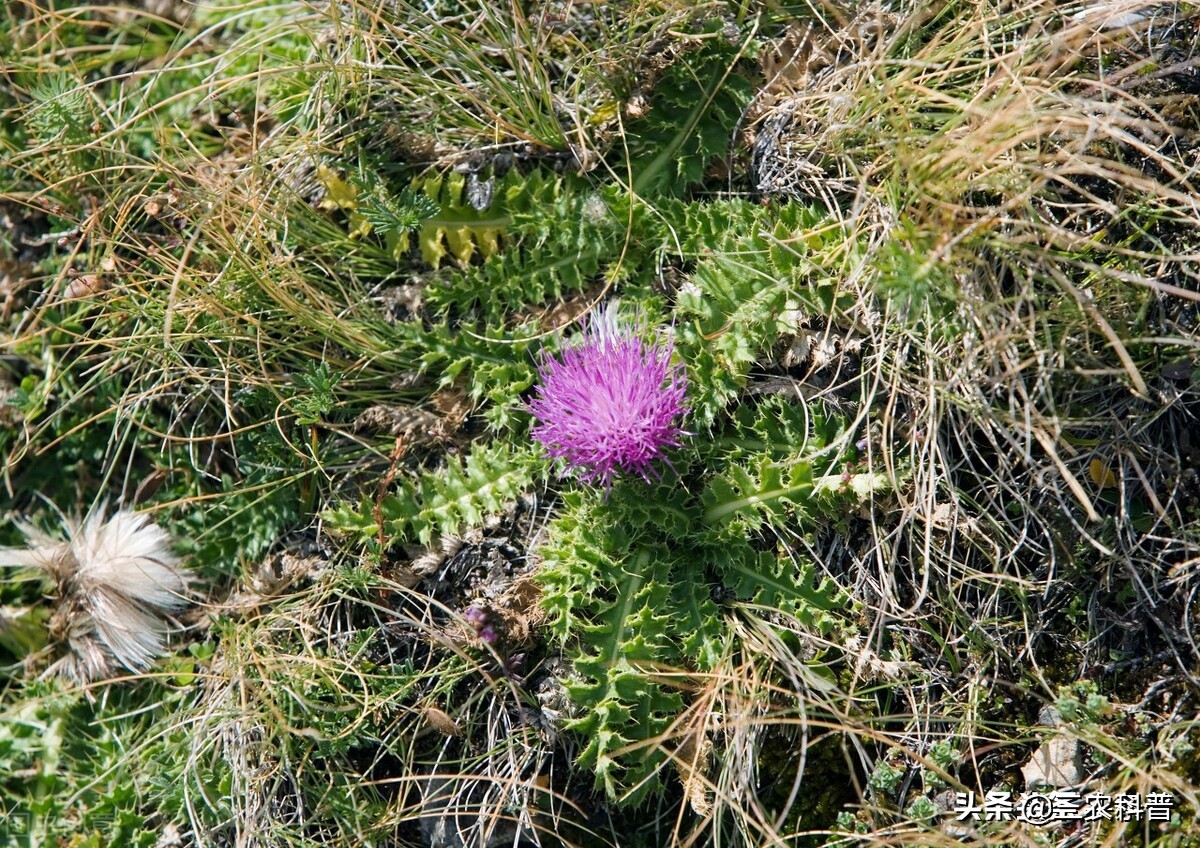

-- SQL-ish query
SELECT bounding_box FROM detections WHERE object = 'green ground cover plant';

[2,0,1199,846]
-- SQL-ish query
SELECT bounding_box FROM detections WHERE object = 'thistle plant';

[528,303,688,488]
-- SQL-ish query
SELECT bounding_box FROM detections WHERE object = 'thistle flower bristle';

[1,507,192,682]
[74,510,188,610]
[528,303,688,488]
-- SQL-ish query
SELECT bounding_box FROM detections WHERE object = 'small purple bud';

[464,607,488,630]
[478,625,499,645]
[506,652,527,675]
[855,437,868,452]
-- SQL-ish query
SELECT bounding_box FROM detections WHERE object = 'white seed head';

[71,510,188,612]
[2,508,191,682]
[581,192,609,224]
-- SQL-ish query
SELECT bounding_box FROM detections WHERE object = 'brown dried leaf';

[674,732,714,818]
[420,705,463,738]
[430,388,469,432]
[492,577,545,646]
[353,404,445,443]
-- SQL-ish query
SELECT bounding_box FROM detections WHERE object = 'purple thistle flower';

[528,303,688,488]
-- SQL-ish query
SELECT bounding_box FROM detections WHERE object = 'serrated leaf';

[412,171,508,269]
[712,541,847,635]
[624,37,754,197]
[323,444,542,548]
[671,581,726,670]
[425,177,640,321]
[701,456,814,533]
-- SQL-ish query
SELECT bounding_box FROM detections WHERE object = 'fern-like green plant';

[537,473,851,805]
[20,73,99,183]
[873,230,961,335]
[25,74,94,147]
[359,186,440,237]
[410,170,510,267]
[424,176,649,322]
[622,29,754,197]
[326,443,544,548]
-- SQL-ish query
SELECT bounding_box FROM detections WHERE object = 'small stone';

[1022,734,1085,788]
[1039,705,1065,727]
[932,788,957,811]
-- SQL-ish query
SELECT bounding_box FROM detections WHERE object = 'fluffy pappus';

[1,508,192,682]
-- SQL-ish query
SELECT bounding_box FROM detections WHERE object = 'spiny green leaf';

[624,36,754,197]
[708,539,848,636]
[560,546,681,805]
[404,317,538,433]
[671,580,726,670]
[412,171,509,267]
[426,178,651,322]
[325,443,543,547]
[701,455,816,536]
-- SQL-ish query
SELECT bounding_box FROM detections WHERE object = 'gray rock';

[1022,733,1086,788]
